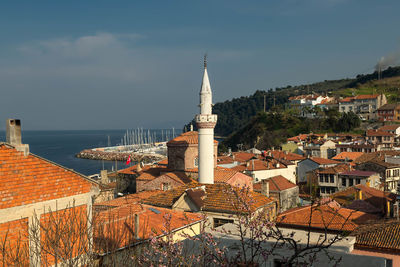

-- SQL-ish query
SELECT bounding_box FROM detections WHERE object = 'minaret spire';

[195,56,218,184]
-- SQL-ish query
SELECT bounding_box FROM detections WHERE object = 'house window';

[342,178,346,187]
[356,178,361,184]
[162,183,171,191]
[321,187,326,194]
[213,218,234,228]
[349,179,354,186]
[194,157,199,167]
[319,175,324,183]
[330,174,334,183]
[324,175,329,183]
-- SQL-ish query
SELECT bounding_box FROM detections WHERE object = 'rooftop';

[254,175,297,192]
[0,143,96,209]
[352,221,400,252]
[339,170,377,177]
[330,184,396,213]
[142,182,275,214]
[167,131,218,146]
[277,203,378,232]
[308,157,340,165]
[332,152,364,161]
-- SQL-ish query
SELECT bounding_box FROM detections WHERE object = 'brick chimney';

[261,180,269,198]
[6,119,29,156]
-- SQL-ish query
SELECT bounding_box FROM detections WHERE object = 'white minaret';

[195,55,217,184]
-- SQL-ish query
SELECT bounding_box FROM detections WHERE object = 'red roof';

[143,183,275,214]
[232,152,257,163]
[339,96,355,103]
[94,202,204,253]
[378,125,400,132]
[277,203,378,232]
[167,131,218,146]
[354,94,380,100]
[0,143,96,209]
[332,152,364,161]
[256,175,297,192]
[268,150,305,161]
[366,129,394,137]
[309,157,340,165]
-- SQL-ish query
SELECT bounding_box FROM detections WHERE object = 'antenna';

[204,53,207,69]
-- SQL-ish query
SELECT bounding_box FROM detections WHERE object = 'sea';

[0,129,180,176]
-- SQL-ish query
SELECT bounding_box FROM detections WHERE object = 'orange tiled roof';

[0,143,96,209]
[94,190,162,209]
[317,163,351,174]
[354,151,400,164]
[339,96,355,103]
[157,158,168,165]
[378,125,400,132]
[231,164,247,172]
[309,157,340,165]
[217,155,235,165]
[254,175,297,192]
[213,168,238,183]
[268,175,297,191]
[277,203,378,232]
[332,152,364,161]
[135,166,168,181]
[245,159,286,171]
[366,129,394,137]
[354,94,380,100]
[268,150,305,161]
[353,221,400,251]
[232,152,257,163]
[94,202,204,254]
[142,182,274,213]
[287,134,308,142]
[167,131,218,146]
[161,172,196,184]
[330,184,396,213]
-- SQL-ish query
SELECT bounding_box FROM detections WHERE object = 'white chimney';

[6,119,29,156]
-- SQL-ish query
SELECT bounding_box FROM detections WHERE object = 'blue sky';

[1,0,400,130]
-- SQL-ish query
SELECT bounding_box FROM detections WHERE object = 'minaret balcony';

[195,114,217,128]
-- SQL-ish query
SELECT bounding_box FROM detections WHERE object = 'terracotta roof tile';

[353,221,400,251]
[330,184,396,213]
[266,175,297,191]
[332,152,364,161]
[378,124,400,132]
[232,152,257,163]
[317,163,352,174]
[142,183,275,214]
[309,157,340,165]
[266,150,305,161]
[366,129,394,137]
[277,203,378,232]
[94,203,204,253]
[0,144,96,209]
[354,94,380,100]
[167,131,218,146]
[217,156,235,165]
[94,190,162,209]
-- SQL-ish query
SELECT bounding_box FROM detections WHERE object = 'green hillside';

[221,110,361,151]
[184,66,400,137]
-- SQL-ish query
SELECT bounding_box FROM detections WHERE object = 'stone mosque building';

[117,58,253,192]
